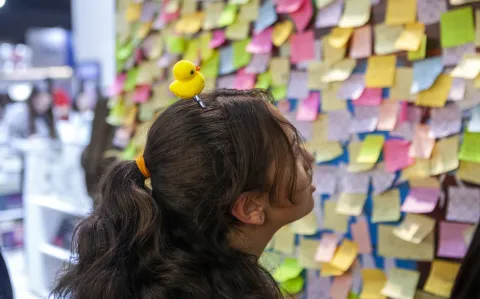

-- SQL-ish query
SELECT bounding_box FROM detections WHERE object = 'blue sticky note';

[219,45,235,75]
[410,57,443,94]
[254,0,277,34]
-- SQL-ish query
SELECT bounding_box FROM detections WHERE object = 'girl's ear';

[231,192,266,225]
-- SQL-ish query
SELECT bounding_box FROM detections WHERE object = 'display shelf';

[0,208,23,222]
[33,195,91,218]
[39,243,71,262]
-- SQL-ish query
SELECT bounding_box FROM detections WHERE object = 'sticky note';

[311,141,344,163]
[320,262,345,277]
[382,268,420,299]
[290,30,315,64]
[280,276,304,295]
[459,131,480,163]
[468,106,480,132]
[271,86,287,101]
[273,225,295,255]
[350,25,372,59]
[225,19,250,40]
[360,269,387,299]
[451,54,480,79]
[314,233,339,262]
[447,186,480,224]
[324,40,347,65]
[330,274,353,299]
[330,240,358,271]
[356,135,385,163]
[348,142,376,173]
[210,30,226,48]
[411,57,444,94]
[337,74,365,100]
[269,57,290,86]
[273,20,293,47]
[321,59,356,83]
[201,51,220,79]
[372,189,401,223]
[335,193,367,217]
[408,35,427,61]
[272,257,303,282]
[219,45,235,75]
[443,43,475,67]
[338,0,371,28]
[299,238,322,270]
[351,217,373,254]
[247,27,273,54]
[255,72,271,89]
[458,160,480,185]
[307,62,328,90]
[276,0,303,14]
[203,2,224,30]
[307,271,332,299]
[292,210,318,235]
[366,56,396,88]
[341,171,371,194]
[317,0,336,8]
[218,4,237,27]
[238,0,259,21]
[401,188,440,214]
[415,74,452,108]
[393,213,436,244]
[232,39,251,69]
[374,24,403,55]
[175,12,204,34]
[409,124,435,159]
[289,0,313,33]
[438,221,472,259]
[296,93,320,122]
[430,135,459,175]
[315,0,343,28]
[395,23,425,51]
[409,177,441,189]
[125,3,142,22]
[350,106,380,133]
[441,6,475,48]
[414,291,448,299]
[233,69,255,90]
[372,164,396,194]
[287,71,309,99]
[430,104,462,139]
[384,139,413,172]
[321,82,348,112]
[417,0,447,25]
[354,88,382,106]
[254,0,277,34]
[476,9,480,46]
[377,101,399,131]
[166,36,186,54]
[324,200,349,233]
[385,0,417,25]
[328,27,354,49]
[377,225,435,261]
[327,110,352,142]
[424,260,461,297]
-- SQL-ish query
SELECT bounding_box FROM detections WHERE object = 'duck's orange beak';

[196,66,200,71]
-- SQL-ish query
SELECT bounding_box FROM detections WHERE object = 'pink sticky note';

[438,221,472,259]
[351,218,372,254]
[247,27,273,54]
[350,25,372,59]
[110,74,127,96]
[315,0,343,28]
[397,102,408,123]
[353,88,382,106]
[290,30,315,64]
[401,187,441,214]
[330,274,353,299]
[210,30,226,48]
[296,92,320,121]
[383,139,414,173]
[233,69,255,90]
[289,0,313,32]
[161,0,179,23]
[133,85,152,103]
[409,124,435,158]
[277,100,291,114]
[276,0,304,13]
[377,101,399,131]
[314,233,339,262]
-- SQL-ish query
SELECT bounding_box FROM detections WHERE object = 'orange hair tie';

[135,155,151,179]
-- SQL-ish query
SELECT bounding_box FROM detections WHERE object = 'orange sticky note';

[410,124,435,159]
[365,55,397,88]
[377,101,399,131]
[350,25,372,59]
[330,240,359,271]
[416,74,453,108]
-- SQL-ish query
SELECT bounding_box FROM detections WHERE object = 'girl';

[52,89,315,299]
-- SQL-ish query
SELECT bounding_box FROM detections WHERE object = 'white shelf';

[33,195,91,217]
[0,208,23,222]
[39,243,71,262]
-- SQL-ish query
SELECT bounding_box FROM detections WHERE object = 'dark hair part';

[27,83,57,139]
[52,89,310,299]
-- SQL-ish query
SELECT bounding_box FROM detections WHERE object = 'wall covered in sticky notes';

[112,0,480,298]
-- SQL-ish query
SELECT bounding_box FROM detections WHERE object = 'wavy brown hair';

[52,89,309,299]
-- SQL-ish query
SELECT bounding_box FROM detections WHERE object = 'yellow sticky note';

[374,24,403,55]
[414,291,447,299]
[238,0,259,21]
[459,131,480,163]
[273,20,294,47]
[328,27,354,49]
[424,260,461,298]
[357,135,385,163]
[225,19,250,40]
[320,262,344,277]
[321,82,347,111]
[203,2,224,30]
[476,10,480,47]
[310,141,344,163]
[324,40,347,65]
[146,34,164,60]
[409,177,440,189]
[137,61,162,85]
[382,268,420,299]
[311,114,328,142]
[321,59,357,83]
[339,0,371,28]
[199,32,213,61]
[181,0,197,16]
[269,57,290,86]
[365,55,396,88]
[372,189,401,223]
[393,214,436,244]
[330,240,358,272]
[408,35,427,61]
[176,12,205,34]
[291,211,318,236]
[307,62,328,90]
[336,193,367,216]
[218,4,238,27]
[385,0,417,25]
[401,159,430,180]
[324,200,349,233]
[416,74,453,108]
[361,269,387,299]
[430,135,460,175]
[299,238,322,270]
[451,54,480,79]
[390,67,414,101]
[395,23,425,51]
[348,142,376,173]
[125,3,142,22]
[458,160,480,185]
[377,225,434,261]
[273,225,295,255]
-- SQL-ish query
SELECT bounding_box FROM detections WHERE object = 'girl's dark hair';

[27,82,57,139]
[52,89,310,299]
[450,224,480,299]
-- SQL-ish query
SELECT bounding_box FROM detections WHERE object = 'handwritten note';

[438,221,473,258]
[372,189,401,223]
[330,240,358,271]
[382,268,420,299]
[378,225,434,261]
[360,269,387,299]
[401,188,440,214]
[349,25,372,59]
[315,233,340,262]
[338,0,370,28]
[324,200,349,233]
[441,6,475,48]
[357,135,385,163]
[351,217,372,254]
[424,260,461,298]
[365,55,396,88]
[336,193,367,216]
[447,186,480,223]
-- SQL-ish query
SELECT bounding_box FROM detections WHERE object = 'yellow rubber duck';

[169,60,205,100]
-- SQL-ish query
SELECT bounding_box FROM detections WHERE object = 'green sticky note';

[232,39,252,69]
[124,68,139,92]
[272,257,304,283]
[218,4,238,27]
[200,32,213,61]
[440,6,475,48]
[271,85,287,101]
[459,131,480,163]
[106,100,127,126]
[348,292,360,299]
[166,36,186,54]
[122,142,137,161]
[183,40,199,62]
[408,35,427,61]
[201,51,220,79]
[280,276,304,295]
[255,73,272,89]
[116,42,135,61]
[357,135,385,163]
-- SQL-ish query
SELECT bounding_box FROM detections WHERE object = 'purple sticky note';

[247,27,273,54]
[350,106,379,134]
[217,75,236,89]
[315,0,344,28]
[401,187,441,213]
[341,171,371,194]
[328,110,352,142]
[233,69,255,90]
[438,221,473,258]
[210,30,226,48]
[383,139,414,172]
[313,165,338,195]
[353,88,383,106]
[443,43,476,66]
[417,0,447,25]
[287,71,309,99]
[307,270,331,299]
[337,74,365,100]
[448,78,466,101]
[371,166,396,194]
[447,186,480,224]
[391,122,415,141]
[245,53,271,74]
[429,103,462,138]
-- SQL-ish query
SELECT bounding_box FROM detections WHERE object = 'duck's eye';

[190,70,194,75]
